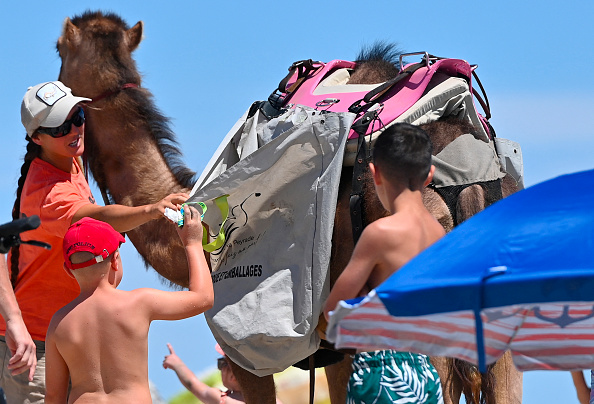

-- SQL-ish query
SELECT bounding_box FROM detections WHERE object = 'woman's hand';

[151,193,190,219]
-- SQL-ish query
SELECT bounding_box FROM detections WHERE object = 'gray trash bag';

[189,107,355,376]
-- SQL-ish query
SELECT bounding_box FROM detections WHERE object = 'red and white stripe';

[327,292,594,371]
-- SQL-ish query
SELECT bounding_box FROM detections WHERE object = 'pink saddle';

[272,52,492,140]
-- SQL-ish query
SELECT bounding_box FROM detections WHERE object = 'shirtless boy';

[44,207,213,404]
[324,123,445,403]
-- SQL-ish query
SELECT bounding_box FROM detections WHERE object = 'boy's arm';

[163,343,222,404]
[323,224,382,321]
[44,325,70,404]
[72,192,188,232]
[141,206,214,321]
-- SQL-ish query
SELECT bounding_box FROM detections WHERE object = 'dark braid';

[10,138,41,288]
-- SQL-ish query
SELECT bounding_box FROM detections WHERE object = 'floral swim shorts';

[347,350,443,404]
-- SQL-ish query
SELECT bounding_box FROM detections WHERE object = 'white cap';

[21,81,91,136]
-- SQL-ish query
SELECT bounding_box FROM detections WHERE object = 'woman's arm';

[0,254,36,380]
[72,192,188,232]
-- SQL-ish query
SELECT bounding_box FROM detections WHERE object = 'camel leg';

[229,360,277,404]
[490,351,522,404]
[432,354,522,404]
[571,370,590,404]
[431,357,463,404]
[422,188,454,232]
[324,354,352,404]
[456,185,485,224]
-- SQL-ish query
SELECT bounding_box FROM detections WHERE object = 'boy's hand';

[176,206,203,246]
[151,193,190,219]
[162,343,184,371]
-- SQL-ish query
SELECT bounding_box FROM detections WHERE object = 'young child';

[324,123,445,404]
[163,343,246,404]
[44,207,213,403]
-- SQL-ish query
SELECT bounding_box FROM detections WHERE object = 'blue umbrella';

[327,169,594,372]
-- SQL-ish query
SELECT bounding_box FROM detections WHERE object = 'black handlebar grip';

[0,215,41,238]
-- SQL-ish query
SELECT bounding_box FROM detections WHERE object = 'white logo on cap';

[36,82,67,106]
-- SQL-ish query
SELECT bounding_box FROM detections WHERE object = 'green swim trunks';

[347,350,443,404]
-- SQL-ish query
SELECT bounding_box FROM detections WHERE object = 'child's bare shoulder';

[47,299,83,341]
[354,216,408,257]
[47,308,67,336]
[422,209,446,239]
[359,218,393,245]
[368,214,412,239]
[49,299,79,325]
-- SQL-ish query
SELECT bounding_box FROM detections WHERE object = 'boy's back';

[45,209,213,404]
[362,204,445,292]
[49,288,153,403]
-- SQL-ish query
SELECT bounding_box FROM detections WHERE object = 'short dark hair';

[372,123,433,190]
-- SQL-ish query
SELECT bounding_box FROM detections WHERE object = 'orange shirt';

[0,158,95,341]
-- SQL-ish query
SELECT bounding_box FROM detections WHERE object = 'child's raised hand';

[162,343,184,370]
[176,206,203,247]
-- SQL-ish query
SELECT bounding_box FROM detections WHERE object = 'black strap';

[309,355,315,404]
[246,92,287,121]
[351,109,380,138]
[277,59,319,94]
[348,61,427,115]
[472,69,491,120]
[431,179,502,226]
[100,187,112,206]
[349,133,373,244]
[348,59,427,242]
[430,183,470,227]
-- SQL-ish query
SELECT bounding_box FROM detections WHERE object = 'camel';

[56,10,522,404]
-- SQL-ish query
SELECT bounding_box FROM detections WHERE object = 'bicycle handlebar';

[0,216,40,237]
[0,216,51,254]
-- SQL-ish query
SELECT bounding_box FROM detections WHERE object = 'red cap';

[63,218,125,270]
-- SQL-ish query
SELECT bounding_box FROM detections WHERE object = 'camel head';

[57,11,143,99]
[54,11,196,288]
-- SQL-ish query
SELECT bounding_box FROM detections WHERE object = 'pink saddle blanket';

[275,53,490,140]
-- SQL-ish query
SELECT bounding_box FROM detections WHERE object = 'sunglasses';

[38,107,85,138]
[217,357,228,370]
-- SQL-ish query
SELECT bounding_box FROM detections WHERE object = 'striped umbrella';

[327,169,594,372]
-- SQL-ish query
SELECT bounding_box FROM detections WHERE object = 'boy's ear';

[424,165,436,187]
[369,162,382,185]
[110,251,120,271]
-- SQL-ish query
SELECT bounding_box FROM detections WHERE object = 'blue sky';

[2,1,593,402]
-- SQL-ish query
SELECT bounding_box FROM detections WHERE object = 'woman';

[0,81,188,403]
